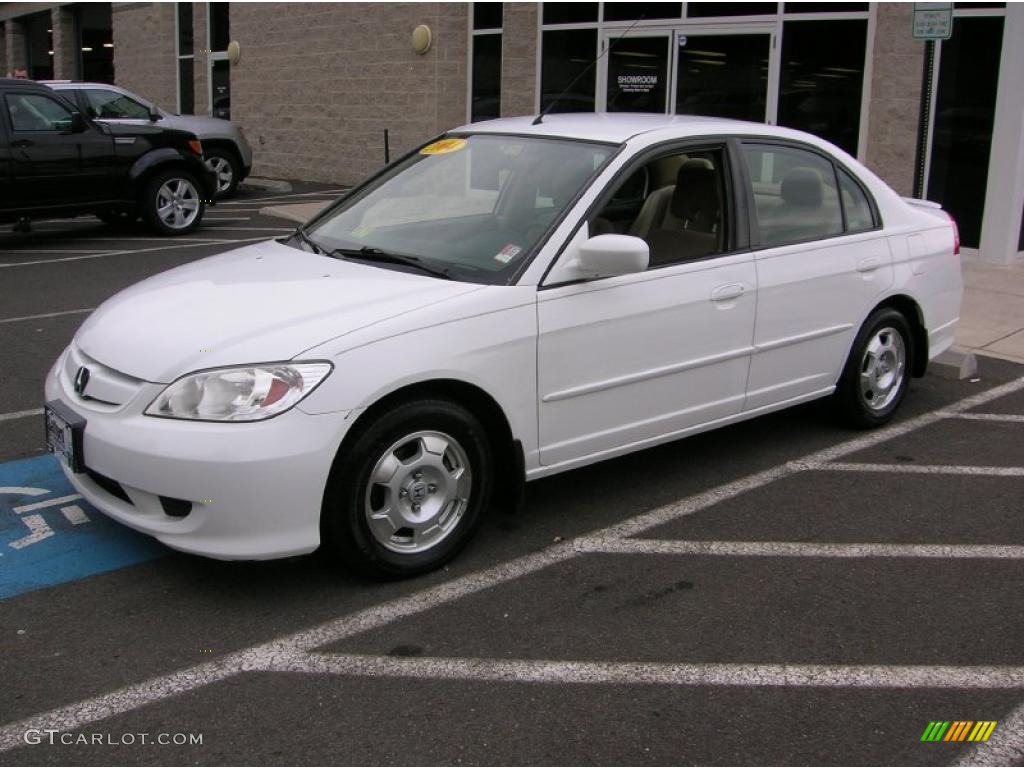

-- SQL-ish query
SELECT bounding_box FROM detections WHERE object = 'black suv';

[0,79,216,235]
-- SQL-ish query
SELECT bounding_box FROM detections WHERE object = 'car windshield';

[304,133,618,284]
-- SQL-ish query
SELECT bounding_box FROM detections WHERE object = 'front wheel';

[321,399,493,577]
[141,169,206,235]
[833,308,912,428]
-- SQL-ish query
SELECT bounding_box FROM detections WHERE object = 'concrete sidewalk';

[259,201,1023,364]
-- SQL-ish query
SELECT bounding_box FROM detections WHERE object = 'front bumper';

[45,351,354,560]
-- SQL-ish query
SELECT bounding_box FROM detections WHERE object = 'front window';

[304,134,618,284]
[5,93,73,132]
[83,88,151,120]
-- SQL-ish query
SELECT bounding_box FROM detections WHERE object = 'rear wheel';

[833,308,912,428]
[141,169,205,235]
[204,149,240,197]
[321,398,493,578]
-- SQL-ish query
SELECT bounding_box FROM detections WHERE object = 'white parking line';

[0,408,44,422]
[266,653,1024,691]
[949,412,1024,423]
[0,308,94,324]
[0,237,272,268]
[1,375,1022,752]
[577,539,1024,560]
[956,698,1024,766]
[824,462,1024,477]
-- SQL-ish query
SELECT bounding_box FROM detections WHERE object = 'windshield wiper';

[291,226,325,255]
[330,246,453,280]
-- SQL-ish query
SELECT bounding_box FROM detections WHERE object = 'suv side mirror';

[69,112,88,133]
[576,234,649,279]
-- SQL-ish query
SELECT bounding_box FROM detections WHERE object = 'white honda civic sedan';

[44,114,962,576]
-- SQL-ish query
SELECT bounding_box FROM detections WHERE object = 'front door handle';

[11,139,33,148]
[711,283,745,302]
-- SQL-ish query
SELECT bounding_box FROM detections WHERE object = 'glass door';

[599,31,673,113]
[673,29,775,123]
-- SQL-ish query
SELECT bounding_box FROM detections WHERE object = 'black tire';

[140,168,206,236]
[96,208,138,227]
[833,307,913,429]
[204,149,241,198]
[321,398,494,578]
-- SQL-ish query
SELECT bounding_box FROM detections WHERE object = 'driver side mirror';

[148,106,161,122]
[576,234,649,279]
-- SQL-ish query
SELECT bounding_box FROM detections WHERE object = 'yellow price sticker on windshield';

[420,138,467,156]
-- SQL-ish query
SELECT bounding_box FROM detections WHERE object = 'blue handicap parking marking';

[0,454,167,600]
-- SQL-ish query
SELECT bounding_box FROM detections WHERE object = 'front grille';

[84,466,133,505]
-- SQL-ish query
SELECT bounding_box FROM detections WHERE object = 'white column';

[978,4,1024,265]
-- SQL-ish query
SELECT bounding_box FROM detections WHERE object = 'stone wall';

[230,2,469,184]
[499,2,537,117]
[111,2,177,111]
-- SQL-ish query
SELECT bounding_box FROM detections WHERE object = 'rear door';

[3,89,118,208]
[740,141,893,411]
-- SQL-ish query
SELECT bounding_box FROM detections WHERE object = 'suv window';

[83,88,151,120]
[742,144,843,247]
[6,93,74,132]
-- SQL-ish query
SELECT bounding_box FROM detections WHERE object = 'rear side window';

[5,93,73,132]
[742,144,843,247]
[83,89,151,120]
[838,167,876,233]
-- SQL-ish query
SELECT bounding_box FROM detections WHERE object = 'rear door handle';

[11,139,33,148]
[711,283,745,302]
[856,257,882,273]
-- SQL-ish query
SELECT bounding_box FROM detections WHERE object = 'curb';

[259,205,306,224]
[240,177,293,193]
[930,347,979,380]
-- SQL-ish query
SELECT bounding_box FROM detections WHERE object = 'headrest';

[780,168,824,208]
[670,159,719,221]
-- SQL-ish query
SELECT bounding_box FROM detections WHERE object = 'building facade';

[2,1,1022,264]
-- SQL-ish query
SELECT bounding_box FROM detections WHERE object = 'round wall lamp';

[227,40,241,65]
[412,25,432,55]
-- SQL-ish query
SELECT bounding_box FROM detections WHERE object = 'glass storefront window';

[178,58,194,115]
[24,12,54,81]
[79,3,113,84]
[687,3,778,17]
[177,3,193,56]
[472,34,502,122]
[782,3,868,12]
[606,35,670,113]
[542,3,598,24]
[541,29,598,113]
[473,2,503,30]
[926,16,1004,249]
[676,33,771,122]
[602,3,682,21]
[209,2,230,51]
[778,19,867,156]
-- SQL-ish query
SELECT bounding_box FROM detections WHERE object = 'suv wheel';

[205,150,240,197]
[141,169,205,235]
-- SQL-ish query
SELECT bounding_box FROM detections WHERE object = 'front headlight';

[145,362,332,422]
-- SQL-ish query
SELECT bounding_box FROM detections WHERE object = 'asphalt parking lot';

[1,190,1022,766]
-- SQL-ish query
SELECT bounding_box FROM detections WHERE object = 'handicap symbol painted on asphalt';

[0,454,167,600]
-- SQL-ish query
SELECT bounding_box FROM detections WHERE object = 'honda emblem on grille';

[74,366,91,396]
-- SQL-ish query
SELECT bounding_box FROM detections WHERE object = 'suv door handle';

[711,283,745,302]
[11,139,33,148]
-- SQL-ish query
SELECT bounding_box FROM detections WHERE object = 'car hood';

[74,239,483,383]
[158,113,234,136]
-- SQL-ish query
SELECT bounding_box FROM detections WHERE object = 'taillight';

[188,138,203,156]
[946,211,960,256]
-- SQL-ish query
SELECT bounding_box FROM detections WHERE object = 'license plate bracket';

[44,400,86,474]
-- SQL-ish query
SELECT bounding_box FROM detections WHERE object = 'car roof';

[453,112,821,147]
[0,78,56,91]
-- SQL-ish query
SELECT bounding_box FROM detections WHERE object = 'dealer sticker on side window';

[420,138,467,156]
